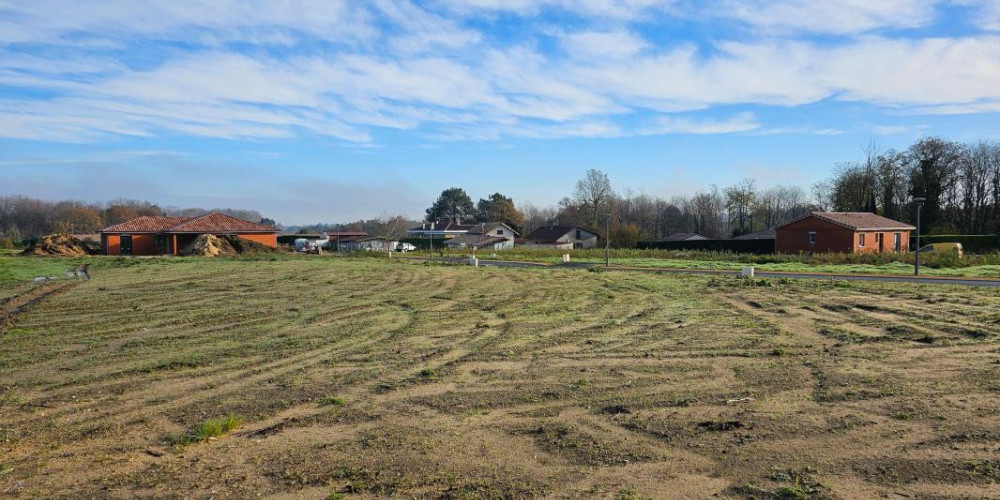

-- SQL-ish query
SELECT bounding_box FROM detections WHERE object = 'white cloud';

[560,30,649,59]
[713,0,937,34]
[640,112,760,135]
[1,1,999,144]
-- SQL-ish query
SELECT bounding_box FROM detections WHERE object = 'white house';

[443,222,518,250]
[523,225,599,250]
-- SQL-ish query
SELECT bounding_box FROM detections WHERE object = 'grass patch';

[317,396,346,407]
[171,414,243,446]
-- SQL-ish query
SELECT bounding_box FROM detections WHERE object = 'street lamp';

[912,197,926,276]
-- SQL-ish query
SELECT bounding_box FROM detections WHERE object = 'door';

[120,235,132,255]
[878,233,884,253]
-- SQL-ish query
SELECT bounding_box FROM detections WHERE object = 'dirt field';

[2,257,1000,499]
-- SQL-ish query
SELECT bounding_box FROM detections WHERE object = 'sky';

[2,0,1000,224]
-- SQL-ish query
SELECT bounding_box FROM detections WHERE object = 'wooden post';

[172,234,178,255]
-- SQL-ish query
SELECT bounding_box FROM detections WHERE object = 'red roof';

[167,212,276,233]
[101,216,190,233]
[101,212,276,234]
[779,212,915,231]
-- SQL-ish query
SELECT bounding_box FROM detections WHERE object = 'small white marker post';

[741,266,755,278]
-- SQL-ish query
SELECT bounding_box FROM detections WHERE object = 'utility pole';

[913,197,925,276]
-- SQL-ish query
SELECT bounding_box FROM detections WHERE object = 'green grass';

[171,414,243,445]
[317,396,346,406]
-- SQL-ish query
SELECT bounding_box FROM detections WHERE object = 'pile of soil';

[21,234,99,256]
[219,235,278,255]
[179,234,277,257]
[180,234,237,257]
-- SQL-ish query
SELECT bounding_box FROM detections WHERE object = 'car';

[917,242,963,258]
[395,242,417,252]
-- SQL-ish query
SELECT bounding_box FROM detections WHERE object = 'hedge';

[637,239,775,254]
[911,234,999,254]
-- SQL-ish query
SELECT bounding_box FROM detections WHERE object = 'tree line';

[0,196,269,244]
[815,138,1000,234]
[4,136,998,247]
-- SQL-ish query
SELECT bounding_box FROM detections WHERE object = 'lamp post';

[913,197,925,276]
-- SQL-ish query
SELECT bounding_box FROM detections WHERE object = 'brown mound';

[180,234,237,257]
[218,235,278,255]
[21,233,99,256]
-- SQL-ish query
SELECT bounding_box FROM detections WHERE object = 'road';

[405,255,1000,288]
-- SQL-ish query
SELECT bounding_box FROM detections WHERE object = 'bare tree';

[571,169,612,229]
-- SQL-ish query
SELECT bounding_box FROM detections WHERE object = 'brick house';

[100,212,278,255]
[776,212,915,254]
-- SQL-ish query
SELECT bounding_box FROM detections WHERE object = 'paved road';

[408,255,1000,287]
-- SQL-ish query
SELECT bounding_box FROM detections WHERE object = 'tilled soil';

[1,258,999,499]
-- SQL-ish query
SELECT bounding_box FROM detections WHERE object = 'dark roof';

[524,226,595,243]
[102,212,276,234]
[101,216,190,233]
[662,233,708,242]
[779,212,915,231]
[734,229,776,240]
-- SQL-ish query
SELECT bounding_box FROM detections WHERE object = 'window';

[808,232,816,245]
[154,233,167,247]
[496,229,503,235]
[858,233,866,247]
[575,229,582,240]
[894,233,901,252]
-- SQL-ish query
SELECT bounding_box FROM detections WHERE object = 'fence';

[637,239,775,254]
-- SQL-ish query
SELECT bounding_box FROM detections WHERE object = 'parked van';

[917,242,963,258]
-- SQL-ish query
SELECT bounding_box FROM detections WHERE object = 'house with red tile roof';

[776,212,915,254]
[100,212,278,255]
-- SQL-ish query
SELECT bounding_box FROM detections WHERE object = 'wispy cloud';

[1,0,999,145]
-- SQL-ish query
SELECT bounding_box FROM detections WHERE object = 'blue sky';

[2,0,1000,224]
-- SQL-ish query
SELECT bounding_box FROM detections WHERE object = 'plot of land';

[2,257,1000,498]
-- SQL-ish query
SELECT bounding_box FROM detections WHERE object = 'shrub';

[171,414,243,445]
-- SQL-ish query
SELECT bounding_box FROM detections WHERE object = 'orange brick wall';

[237,233,278,248]
[777,216,910,254]
[103,232,277,254]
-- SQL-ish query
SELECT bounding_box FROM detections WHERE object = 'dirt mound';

[21,233,99,256]
[219,235,278,255]
[180,234,237,257]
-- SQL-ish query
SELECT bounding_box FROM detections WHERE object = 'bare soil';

[1,258,999,499]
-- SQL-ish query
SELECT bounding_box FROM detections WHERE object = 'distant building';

[776,212,914,254]
[406,221,478,239]
[100,212,277,255]
[733,229,776,240]
[339,236,398,252]
[444,223,518,250]
[662,233,708,242]
[523,225,599,250]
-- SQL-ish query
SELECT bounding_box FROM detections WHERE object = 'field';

[2,256,1000,499]
[444,248,1000,278]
